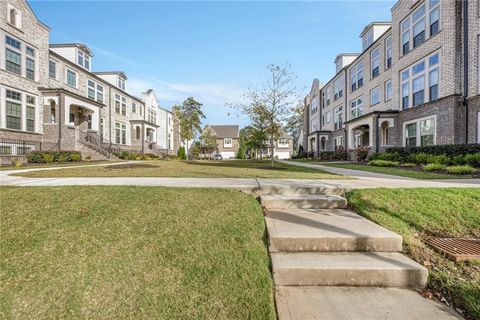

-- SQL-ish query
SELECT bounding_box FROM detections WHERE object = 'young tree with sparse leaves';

[173,97,205,160]
[233,63,298,166]
[200,126,218,159]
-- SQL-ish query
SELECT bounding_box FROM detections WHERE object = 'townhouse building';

[303,0,480,157]
[0,0,178,163]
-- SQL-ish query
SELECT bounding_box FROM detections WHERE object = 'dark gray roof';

[209,125,239,138]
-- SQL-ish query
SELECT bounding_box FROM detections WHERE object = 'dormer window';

[7,5,21,29]
[77,50,90,70]
[362,29,374,51]
[118,77,126,91]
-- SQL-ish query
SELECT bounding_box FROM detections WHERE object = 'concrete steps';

[261,194,347,209]
[271,252,427,288]
[266,208,403,252]
[259,185,461,319]
[77,142,115,161]
[276,287,463,320]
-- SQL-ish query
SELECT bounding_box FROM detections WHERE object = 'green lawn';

[0,160,121,171]
[323,162,473,179]
[15,160,344,179]
[0,186,275,319]
[347,188,480,320]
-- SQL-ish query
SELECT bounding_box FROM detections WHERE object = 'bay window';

[401,0,440,55]
[371,47,380,78]
[401,52,439,110]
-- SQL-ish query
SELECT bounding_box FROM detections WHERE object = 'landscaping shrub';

[368,160,399,167]
[463,153,480,168]
[354,146,370,162]
[27,151,81,163]
[427,154,449,165]
[368,152,403,162]
[113,151,158,161]
[423,163,445,172]
[445,165,476,175]
[452,155,467,166]
[410,152,430,164]
[177,146,186,160]
[401,163,416,167]
[386,144,480,158]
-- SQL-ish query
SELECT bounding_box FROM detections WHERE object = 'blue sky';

[30,0,395,126]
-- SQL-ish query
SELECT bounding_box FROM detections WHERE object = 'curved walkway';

[1,161,479,189]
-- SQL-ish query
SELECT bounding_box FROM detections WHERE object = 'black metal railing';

[0,138,58,156]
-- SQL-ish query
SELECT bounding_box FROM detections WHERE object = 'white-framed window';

[334,136,344,149]
[371,47,380,78]
[370,87,380,106]
[334,106,343,130]
[114,94,127,115]
[322,112,331,126]
[7,4,22,29]
[77,50,90,70]
[114,94,121,114]
[310,119,318,132]
[26,95,35,132]
[5,89,22,130]
[66,68,77,88]
[401,52,439,110]
[278,139,289,148]
[334,78,344,100]
[362,28,374,51]
[350,96,364,119]
[385,80,393,101]
[5,35,21,75]
[401,0,440,55]
[25,46,35,81]
[223,138,232,148]
[311,95,319,114]
[403,116,435,147]
[49,59,57,79]
[350,62,364,92]
[325,87,331,106]
[87,79,104,103]
[148,108,156,123]
[385,35,392,69]
[115,122,127,145]
[118,77,126,91]
[132,102,137,113]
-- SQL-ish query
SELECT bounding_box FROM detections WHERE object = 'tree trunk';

[270,135,275,167]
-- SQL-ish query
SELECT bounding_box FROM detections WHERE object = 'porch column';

[64,104,70,125]
[91,109,100,131]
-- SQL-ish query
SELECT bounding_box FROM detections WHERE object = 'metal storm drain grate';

[426,238,480,262]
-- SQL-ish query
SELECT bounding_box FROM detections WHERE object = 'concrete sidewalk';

[1,161,479,189]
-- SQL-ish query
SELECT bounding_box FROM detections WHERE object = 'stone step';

[275,286,463,320]
[261,194,347,209]
[266,209,403,252]
[257,185,344,196]
[271,252,427,288]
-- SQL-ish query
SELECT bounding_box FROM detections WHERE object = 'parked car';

[213,154,223,160]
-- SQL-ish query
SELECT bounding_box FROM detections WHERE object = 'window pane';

[413,61,425,75]
[49,60,56,78]
[429,54,439,66]
[413,4,426,22]
[413,76,425,93]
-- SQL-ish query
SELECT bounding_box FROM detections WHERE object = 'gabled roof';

[208,125,239,138]
[93,71,128,80]
[50,43,93,56]
[23,0,50,31]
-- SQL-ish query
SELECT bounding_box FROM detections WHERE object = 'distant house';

[263,133,294,160]
[202,125,239,159]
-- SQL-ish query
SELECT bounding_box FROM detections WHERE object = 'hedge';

[27,151,82,163]
[385,144,480,158]
[113,151,158,160]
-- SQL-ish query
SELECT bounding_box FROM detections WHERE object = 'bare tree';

[233,63,298,166]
